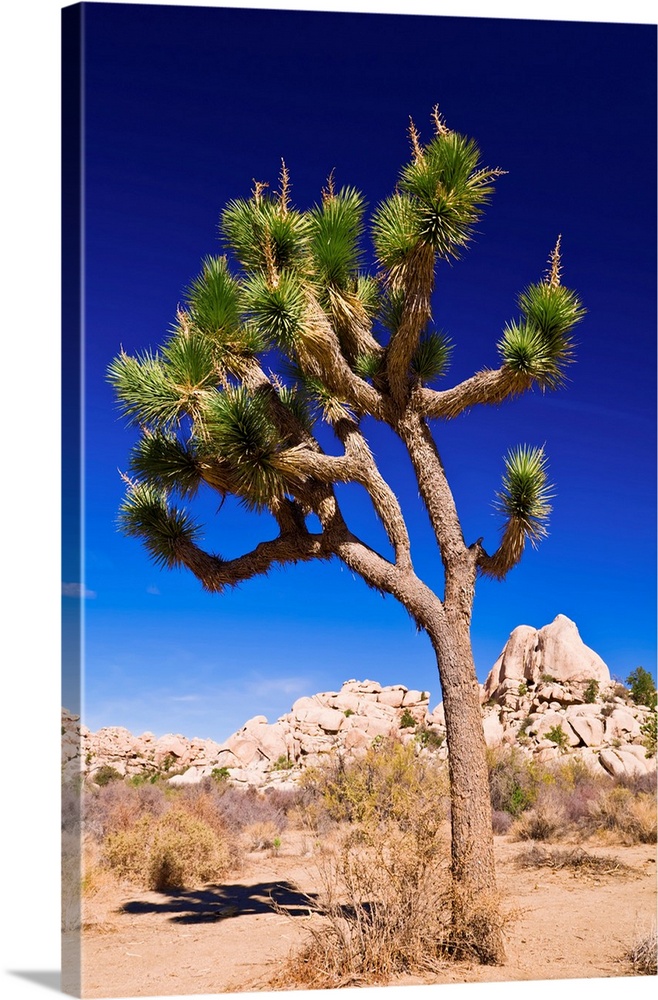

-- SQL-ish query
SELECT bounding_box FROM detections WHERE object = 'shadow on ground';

[120,880,320,923]
[9,971,61,994]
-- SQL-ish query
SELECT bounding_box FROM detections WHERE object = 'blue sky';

[62,1,656,744]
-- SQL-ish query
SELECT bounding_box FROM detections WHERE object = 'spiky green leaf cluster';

[296,374,355,426]
[371,193,422,271]
[354,274,381,317]
[221,194,309,274]
[118,481,202,569]
[242,271,306,351]
[108,326,221,429]
[201,387,287,506]
[353,350,385,383]
[372,132,502,270]
[274,384,312,432]
[410,331,453,383]
[494,445,553,545]
[399,133,497,257]
[129,433,202,498]
[379,288,406,335]
[184,255,241,337]
[308,187,366,289]
[499,282,585,388]
[108,351,189,429]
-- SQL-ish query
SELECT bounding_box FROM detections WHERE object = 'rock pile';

[62,615,656,788]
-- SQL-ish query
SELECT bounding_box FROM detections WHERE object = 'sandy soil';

[66,832,656,998]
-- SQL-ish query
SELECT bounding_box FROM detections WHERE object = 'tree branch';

[298,292,391,420]
[385,243,435,404]
[174,528,332,592]
[413,367,533,420]
[473,523,527,581]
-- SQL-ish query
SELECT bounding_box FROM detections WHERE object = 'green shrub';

[640,712,657,758]
[545,724,568,749]
[271,754,294,771]
[414,724,444,750]
[626,667,657,710]
[312,737,448,826]
[399,708,416,728]
[540,673,557,684]
[211,766,230,783]
[93,765,123,787]
[517,681,528,697]
[583,679,599,704]
[487,747,542,817]
[343,708,354,717]
[160,753,177,773]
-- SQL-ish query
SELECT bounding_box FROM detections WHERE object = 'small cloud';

[62,582,96,599]
[146,586,161,596]
[168,694,200,703]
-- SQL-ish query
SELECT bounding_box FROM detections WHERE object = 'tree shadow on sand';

[119,880,321,924]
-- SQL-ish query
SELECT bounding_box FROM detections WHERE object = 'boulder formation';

[482,614,611,704]
[62,615,655,788]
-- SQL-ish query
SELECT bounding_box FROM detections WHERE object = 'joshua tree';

[109,107,584,962]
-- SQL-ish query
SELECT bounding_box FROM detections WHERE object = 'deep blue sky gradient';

[64,2,656,741]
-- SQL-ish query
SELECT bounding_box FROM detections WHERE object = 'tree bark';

[427,602,504,963]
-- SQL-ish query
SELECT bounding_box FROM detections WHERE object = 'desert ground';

[67,829,656,998]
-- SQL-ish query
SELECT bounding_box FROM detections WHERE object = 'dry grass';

[243,820,281,851]
[270,813,453,989]
[485,748,657,846]
[268,740,506,988]
[587,786,657,845]
[515,844,635,878]
[103,807,234,890]
[625,922,657,976]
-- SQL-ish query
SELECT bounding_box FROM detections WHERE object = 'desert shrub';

[614,770,657,795]
[515,844,633,876]
[625,923,657,976]
[587,785,657,845]
[517,681,528,697]
[104,807,233,890]
[272,805,457,987]
[311,737,448,826]
[243,820,280,850]
[640,712,657,758]
[176,784,238,842]
[399,708,416,729]
[583,679,599,704]
[626,667,657,709]
[211,766,230,783]
[271,754,294,771]
[262,785,305,814]
[511,779,570,841]
[212,783,290,835]
[93,765,123,787]
[513,807,563,842]
[487,747,544,817]
[609,681,630,701]
[491,809,514,835]
[414,724,444,749]
[82,779,167,840]
[545,724,568,749]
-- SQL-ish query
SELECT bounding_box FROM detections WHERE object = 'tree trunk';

[427,604,505,964]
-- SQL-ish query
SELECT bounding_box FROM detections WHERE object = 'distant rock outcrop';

[482,614,611,704]
[62,615,655,788]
